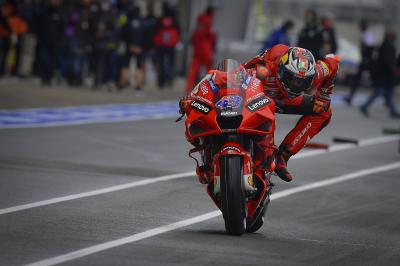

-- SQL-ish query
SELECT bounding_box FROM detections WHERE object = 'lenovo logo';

[190,101,211,114]
[247,97,270,112]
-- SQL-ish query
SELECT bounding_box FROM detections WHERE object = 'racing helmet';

[278,47,316,97]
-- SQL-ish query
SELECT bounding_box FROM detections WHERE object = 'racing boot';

[274,146,294,182]
[256,135,276,173]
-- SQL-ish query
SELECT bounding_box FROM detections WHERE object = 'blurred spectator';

[320,16,337,56]
[91,0,119,88]
[141,2,157,83]
[297,9,323,60]
[153,3,180,89]
[0,1,13,77]
[0,1,27,77]
[37,0,65,85]
[30,0,46,77]
[360,31,399,118]
[186,6,216,94]
[63,0,92,86]
[119,5,145,92]
[260,20,293,52]
[344,20,376,105]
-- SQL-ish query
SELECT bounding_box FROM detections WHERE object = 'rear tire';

[220,155,246,236]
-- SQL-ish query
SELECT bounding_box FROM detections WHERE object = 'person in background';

[360,30,399,118]
[64,5,81,86]
[63,0,92,86]
[36,0,65,85]
[0,1,13,77]
[320,16,337,56]
[29,0,46,77]
[141,2,158,84]
[91,0,119,88]
[260,20,293,52]
[186,6,216,94]
[3,1,27,77]
[344,20,376,105]
[153,2,180,89]
[119,5,145,92]
[298,9,323,60]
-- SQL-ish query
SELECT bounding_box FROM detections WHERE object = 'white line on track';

[293,135,400,159]
[24,161,400,266]
[0,135,399,216]
[0,171,194,215]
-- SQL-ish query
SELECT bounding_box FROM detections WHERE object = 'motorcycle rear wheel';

[220,155,246,236]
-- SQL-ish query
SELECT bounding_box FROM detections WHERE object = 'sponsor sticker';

[190,100,212,114]
[320,61,330,76]
[220,111,238,116]
[194,95,212,105]
[241,76,252,90]
[222,146,241,153]
[208,79,219,93]
[216,95,242,110]
[248,78,261,92]
[246,92,265,103]
[191,84,199,95]
[200,83,209,94]
[247,175,254,187]
[246,96,270,112]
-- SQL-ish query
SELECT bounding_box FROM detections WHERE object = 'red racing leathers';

[243,44,340,181]
[186,12,216,94]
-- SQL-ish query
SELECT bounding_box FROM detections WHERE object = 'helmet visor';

[279,64,313,95]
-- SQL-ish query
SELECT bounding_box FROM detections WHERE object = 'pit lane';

[0,102,399,266]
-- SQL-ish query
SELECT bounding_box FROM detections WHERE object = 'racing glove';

[179,96,193,114]
[246,65,268,81]
[313,85,333,113]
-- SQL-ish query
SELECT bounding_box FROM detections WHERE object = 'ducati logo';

[220,111,238,116]
[293,122,312,145]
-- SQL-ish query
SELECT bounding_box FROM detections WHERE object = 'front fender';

[213,142,254,194]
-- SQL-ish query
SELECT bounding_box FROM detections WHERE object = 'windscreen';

[216,59,249,89]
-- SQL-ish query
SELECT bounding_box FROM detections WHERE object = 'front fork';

[212,141,255,195]
[208,136,271,218]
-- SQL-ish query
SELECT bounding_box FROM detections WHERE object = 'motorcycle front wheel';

[220,155,246,236]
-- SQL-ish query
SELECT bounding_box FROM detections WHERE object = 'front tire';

[220,155,246,235]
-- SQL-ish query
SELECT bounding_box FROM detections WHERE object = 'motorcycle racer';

[180,44,339,183]
[243,44,339,182]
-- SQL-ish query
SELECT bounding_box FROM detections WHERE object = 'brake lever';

[175,112,185,122]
